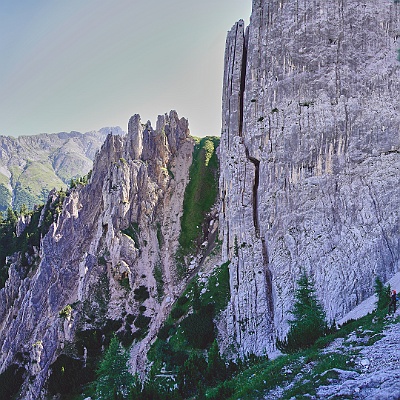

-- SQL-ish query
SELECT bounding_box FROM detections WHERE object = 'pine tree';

[277,272,328,353]
[177,353,207,398]
[206,340,227,385]
[95,336,133,399]
[6,208,17,224]
[374,277,391,311]
[19,204,28,216]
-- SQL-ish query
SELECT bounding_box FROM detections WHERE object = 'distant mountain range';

[0,127,125,211]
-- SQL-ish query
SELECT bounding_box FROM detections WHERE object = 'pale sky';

[0,0,252,137]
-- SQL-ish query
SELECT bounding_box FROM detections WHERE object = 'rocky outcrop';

[220,1,400,356]
[0,111,195,398]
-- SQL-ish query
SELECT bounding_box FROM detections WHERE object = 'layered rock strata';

[220,0,400,356]
[0,111,195,398]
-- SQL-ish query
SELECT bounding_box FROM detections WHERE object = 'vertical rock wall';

[220,0,400,355]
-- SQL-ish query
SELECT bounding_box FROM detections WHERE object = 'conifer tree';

[177,353,207,398]
[374,277,391,311]
[206,340,227,385]
[95,336,133,399]
[6,208,17,224]
[277,272,328,353]
[19,204,28,216]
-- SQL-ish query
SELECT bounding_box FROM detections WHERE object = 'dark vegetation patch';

[133,285,149,302]
[69,170,92,189]
[0,192,64,289]
[0,183,11,212]
[156,222,163,247]
[148,261,231,379]
[119,276,130,291]
[0,364,25,400]
[181,303,215,348]
[47,355,87,397]
[13,183,42,211]
[121,222,140,250]
[154,263,164,302]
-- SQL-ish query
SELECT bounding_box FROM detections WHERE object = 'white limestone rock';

[0,111,195,398]
[220,0,400,356]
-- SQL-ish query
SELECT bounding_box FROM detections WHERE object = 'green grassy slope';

[176,136,220,273]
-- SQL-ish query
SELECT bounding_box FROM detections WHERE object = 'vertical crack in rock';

[245,148,260,236]
[262,238,275,338]
[239,28,248,137]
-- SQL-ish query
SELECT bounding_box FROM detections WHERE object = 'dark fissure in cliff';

[238,23,248,137]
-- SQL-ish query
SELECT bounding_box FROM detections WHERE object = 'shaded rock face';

[0,111,194,399]
[220,1,400,356]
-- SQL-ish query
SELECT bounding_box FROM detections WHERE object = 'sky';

[0,0,252,137]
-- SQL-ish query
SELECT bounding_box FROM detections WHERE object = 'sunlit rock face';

[0,111,195,399]
[219,0,400,356]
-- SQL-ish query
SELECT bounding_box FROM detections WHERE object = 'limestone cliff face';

[220,1,400,356]
[0,111,194,399]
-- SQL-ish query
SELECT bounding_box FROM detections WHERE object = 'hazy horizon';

[0,0,251,138]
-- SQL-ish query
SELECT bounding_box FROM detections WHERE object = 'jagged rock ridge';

[0,111,200,399]
[219,0,400,357]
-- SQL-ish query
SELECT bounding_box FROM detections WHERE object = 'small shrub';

[134,285,149,302]
[59,305,73,319]
[177,353,207,398]
[208,381,235,400]
[98,255,107,266]
[121,223,140,249]
[181,304,215,349]
[157,323,175,340]
[139,305,146,313]
[171,306,185,320]
[119,277,130,291]
[134,314,151,330]
[177,296,189,306]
